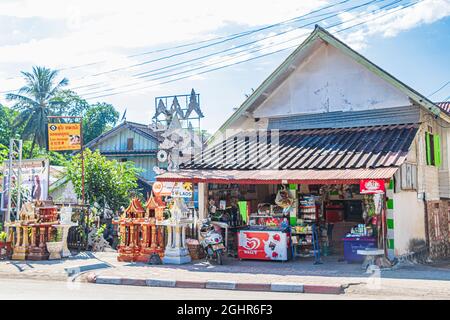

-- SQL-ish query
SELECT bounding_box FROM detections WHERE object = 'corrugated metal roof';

[156,168,398,184]
[183,124,418,171]
[437,102,450,115]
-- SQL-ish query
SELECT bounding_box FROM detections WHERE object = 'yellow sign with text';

[48,123,81,151]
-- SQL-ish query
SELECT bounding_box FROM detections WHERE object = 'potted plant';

[0,230,11,260]
[46,228,63,260]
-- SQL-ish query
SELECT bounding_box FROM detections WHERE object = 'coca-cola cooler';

[238,228,290,261]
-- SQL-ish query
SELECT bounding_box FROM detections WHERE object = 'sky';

[0,0,449,134]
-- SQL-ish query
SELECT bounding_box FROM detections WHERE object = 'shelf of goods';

[293,195,321,258]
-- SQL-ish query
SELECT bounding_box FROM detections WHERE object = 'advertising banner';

[48,123,81,151]
[152,181,193,198]
[360,179,386,194]
[238,230,288,261]
[1,159,49,210]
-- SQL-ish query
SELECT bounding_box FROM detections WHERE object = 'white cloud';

[1,0,449,101]
[0,0,327,92]
[336,0,450,49]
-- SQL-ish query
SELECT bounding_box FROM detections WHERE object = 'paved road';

[1,278,449,300]
[0,278,380,300]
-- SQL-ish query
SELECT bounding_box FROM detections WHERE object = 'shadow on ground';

[116,254,450,282]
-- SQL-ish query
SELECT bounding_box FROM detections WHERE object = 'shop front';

[156,123,419,264]
[157,168,396,264]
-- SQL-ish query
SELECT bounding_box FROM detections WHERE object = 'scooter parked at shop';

[199,219,225,265]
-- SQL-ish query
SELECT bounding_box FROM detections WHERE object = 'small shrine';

[115,198,145,262]
[114,195,167,262]
[138,194,166,262]
[28,202,59,261]
[6,201,59,261]
[161,197,193,265]
[7,202,38,260]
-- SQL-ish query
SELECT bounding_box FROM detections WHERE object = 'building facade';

[158,26,450,259]
[84,121,161,186]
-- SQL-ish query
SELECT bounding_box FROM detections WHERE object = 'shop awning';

[156,167,399,185]
[183,124,418,171]
[157,123,417,185]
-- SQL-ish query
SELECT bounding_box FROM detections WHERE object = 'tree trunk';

[29,136,36,158]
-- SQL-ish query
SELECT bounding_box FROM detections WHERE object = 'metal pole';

[5,139,14,225]
[16,140,23,218]
[80,119,85,205]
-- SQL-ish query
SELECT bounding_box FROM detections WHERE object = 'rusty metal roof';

[182,124,418,171]
[156,167,399,184]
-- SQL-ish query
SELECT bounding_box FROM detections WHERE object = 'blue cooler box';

[342,237,377,263]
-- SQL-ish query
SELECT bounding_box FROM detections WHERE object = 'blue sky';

[0,0,449,133]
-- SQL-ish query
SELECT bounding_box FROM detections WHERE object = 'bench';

[357,249,385,270]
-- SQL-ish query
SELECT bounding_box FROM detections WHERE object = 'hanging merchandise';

[275,186,294,209]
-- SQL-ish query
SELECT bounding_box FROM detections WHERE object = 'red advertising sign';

[360,179,385,194]
[238,230,288,261]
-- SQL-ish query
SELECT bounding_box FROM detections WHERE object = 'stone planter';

[46,241,63,260]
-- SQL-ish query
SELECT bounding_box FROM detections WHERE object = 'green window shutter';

[434,135,441,167]
[425,132,432,165]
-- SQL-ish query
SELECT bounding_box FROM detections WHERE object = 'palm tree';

[6,66,68,157]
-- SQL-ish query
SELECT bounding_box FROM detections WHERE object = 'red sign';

[360,179,385,194]
[238,230,288,261]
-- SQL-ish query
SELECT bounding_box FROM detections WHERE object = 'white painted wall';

[393,191,426,256]
[253,43,411,118]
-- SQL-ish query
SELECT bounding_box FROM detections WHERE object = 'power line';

[427,80,450,98]
[81,0,403,98]
[78,0,389,96]
[76,0,359,79]
[82,0,415,99]
[68,0,355,68]
[0,0,354,94]
[83,0,419,100]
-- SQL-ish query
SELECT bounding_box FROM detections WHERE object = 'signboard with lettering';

[48,123,81,151]
[360,179,386,194]
[152,181,193,198]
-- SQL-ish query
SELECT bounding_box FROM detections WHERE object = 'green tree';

[66,149,141,213]
[83,102,119,143]
[51,89,90,118]
[0,104,20,146]
[6,66,68,157]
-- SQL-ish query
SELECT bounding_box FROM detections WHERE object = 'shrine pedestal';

[161,220,192,265]
[9,225,29,261]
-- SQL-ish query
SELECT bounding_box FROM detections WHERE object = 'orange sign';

[48,123,81,151]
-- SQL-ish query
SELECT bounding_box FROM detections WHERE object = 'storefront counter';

[342,236,377,263]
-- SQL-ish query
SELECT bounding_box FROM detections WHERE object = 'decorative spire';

[154,99,170,120]
[170,96,184,119]
[185,88,204,119]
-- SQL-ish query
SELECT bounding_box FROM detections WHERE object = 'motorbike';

[199,219,225,265]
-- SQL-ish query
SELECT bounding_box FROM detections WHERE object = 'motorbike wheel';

[216,250,223,265]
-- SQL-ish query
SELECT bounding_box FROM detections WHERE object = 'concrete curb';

[89,275,343,295]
